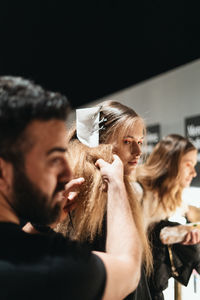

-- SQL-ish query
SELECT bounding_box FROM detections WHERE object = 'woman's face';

[178,149,197,188]
[113,119,144,175]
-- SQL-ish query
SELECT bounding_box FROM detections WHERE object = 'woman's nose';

[131,142,142,157]
[192,167,197,178]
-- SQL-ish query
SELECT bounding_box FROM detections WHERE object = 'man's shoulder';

[0,222,105,277]
[0,221,90,261]
[0,253,106,300]
[0,222,106,299]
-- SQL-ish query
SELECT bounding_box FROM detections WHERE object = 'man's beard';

[11,166,65,226]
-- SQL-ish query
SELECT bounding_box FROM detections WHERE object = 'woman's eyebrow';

[124,135,144,139]
[183,158,196,165]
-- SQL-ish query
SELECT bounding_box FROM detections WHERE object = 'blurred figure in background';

[136,134,200,300]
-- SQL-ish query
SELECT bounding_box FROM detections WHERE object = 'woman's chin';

[124,165,136,176]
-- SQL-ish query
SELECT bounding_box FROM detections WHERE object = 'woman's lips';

[128,160,138,166]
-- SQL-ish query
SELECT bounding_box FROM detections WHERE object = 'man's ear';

[0,158,13,193]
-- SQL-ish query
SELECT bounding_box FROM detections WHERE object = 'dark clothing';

[125,267,152,300]
[0,222,106,300]
[91,216,152,300]
[148,220,200,300]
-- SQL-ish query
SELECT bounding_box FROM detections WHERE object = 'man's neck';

[0,196,19,224]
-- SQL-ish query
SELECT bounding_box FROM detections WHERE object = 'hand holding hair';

[95,154,124,185]
[62,177,85,213]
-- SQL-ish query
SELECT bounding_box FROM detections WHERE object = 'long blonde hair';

[57,101,152,274]
[137,134,196,213]
[56,140,152,274]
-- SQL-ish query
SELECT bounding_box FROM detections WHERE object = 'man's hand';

[95,154,124,185]
[94,155,142,299]
[23,178,85,232]
[59,177,85,220]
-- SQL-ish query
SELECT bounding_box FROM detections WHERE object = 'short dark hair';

[0,76,70,163]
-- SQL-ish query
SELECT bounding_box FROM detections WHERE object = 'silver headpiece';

[76,106,106,147]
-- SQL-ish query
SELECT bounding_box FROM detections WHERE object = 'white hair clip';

[76,107,103,147]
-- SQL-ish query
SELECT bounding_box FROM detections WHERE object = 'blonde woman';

[136,134,199,232]
[56,101,153,300]
[136,134,200,300]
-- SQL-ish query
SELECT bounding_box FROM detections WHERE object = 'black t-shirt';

[0,222,106,300]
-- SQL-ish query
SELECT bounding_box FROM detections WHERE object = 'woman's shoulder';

[131,181,144,202]
[131,182,155,203]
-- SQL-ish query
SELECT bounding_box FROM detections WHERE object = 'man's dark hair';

[0,76,70,163]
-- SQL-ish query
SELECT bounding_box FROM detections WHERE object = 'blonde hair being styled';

[137,134,196,213]
[56,101,152,274]
[69,100,146,153]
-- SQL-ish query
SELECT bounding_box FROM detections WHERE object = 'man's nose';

[59,158,73,182]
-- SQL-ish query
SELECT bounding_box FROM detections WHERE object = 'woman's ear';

[112,144,118,154]
[0,158,13,193]
[102,181,108,192]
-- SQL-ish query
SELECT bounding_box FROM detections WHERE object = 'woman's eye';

[138,141,143,145]
[124,140,131,144]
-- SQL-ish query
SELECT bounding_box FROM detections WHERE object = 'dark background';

[1,1,200,108]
